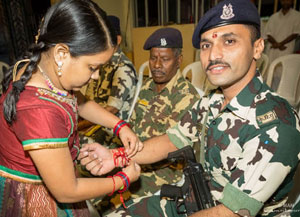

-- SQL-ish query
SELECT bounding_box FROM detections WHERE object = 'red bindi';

[212,32,217,38]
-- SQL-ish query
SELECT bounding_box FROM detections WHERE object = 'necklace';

[37,65,69,97]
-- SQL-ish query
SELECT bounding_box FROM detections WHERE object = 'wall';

[93,0,134,53]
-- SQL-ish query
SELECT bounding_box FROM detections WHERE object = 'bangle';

[107,176,115,196]
[112,148,130,167]
[113,171,131,209]
[113,120,130,137]
[114,171,130,193]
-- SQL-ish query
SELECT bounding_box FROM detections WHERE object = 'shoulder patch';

[179,89,190,94]
[257,110,278,126]
[138,99,149,106]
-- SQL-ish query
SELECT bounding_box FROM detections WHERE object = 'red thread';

[119,193,127,208]
[108,176,115,196]
[112,148,130,167]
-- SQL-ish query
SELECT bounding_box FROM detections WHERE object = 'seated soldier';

[94,27,200,214]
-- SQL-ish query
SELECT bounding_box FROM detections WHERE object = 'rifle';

[160,146,216,215]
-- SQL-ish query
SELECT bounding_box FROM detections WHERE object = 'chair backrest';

[266,54,300,109]
[182,61,207,92]
[0,61,9,95]
[126,62,146,121]
[139,60,151,77]
[257,53,269,80]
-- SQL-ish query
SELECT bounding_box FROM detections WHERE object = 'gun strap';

[200,110,210,166]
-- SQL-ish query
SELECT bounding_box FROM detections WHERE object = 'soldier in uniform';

[78,15,137,145]
[94,27,200,215]
[80,0,300,216]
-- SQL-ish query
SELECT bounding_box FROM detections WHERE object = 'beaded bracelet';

[112,147,130,167]
[113,120,130,137]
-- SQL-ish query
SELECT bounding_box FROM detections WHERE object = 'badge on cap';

[160,38,167,46]
[220,3,234,20]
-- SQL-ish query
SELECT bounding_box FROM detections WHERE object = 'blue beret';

[192,0,260,49]
[143,27,183,50]
[107,15,121,35]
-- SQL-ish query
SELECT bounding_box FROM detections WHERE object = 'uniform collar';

[209,71,264,120]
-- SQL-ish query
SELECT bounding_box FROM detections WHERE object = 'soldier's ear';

[253,38,264,60]
[176,54,183,69]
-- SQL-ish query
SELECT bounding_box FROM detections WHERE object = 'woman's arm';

[76,91,143,156]
[29,147,140,203]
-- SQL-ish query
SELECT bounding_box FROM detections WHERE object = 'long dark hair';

[2,0,117,124]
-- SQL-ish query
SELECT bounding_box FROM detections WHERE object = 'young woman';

[0,0,141,216]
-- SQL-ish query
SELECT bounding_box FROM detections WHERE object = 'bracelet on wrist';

[114,171,131,208]
[113,120,130,137]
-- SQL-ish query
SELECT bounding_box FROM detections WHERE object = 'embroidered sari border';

[22,138,68,151]
[0,165,42,183]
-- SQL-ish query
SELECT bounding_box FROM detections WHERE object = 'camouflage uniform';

[107,72,300,217]
[84,48,137,145]
[96,70,200,215]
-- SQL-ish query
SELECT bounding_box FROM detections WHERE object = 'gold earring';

[57,61,63,76]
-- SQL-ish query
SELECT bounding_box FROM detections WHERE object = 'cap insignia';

[160,38,167,46]
[220,3,234,20]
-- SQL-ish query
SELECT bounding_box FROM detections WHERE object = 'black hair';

[172,48,182,57]
[2,0,117,124]
[245,24,261,45]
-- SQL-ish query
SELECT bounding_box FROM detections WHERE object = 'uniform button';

[212,120,216,125]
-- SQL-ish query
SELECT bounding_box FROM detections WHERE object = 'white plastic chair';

[257,53,269,80]
[126,62,147,121]
[266,54,300,110]
[182,61,209,97]
[139,60,151,77]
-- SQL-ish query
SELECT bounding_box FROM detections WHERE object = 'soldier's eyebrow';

[200,38,211,43]
[221,32,238,39]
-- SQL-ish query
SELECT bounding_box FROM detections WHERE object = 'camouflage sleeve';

[167,90,200,128]
[167,99,202,149]
[107,65,136,110]
[220,121,300,217]
[84,80,97,100]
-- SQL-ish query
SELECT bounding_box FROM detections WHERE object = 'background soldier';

[95,27,200,215]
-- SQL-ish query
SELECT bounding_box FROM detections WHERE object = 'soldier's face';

[149,47,182,85]
[199,24,262,91]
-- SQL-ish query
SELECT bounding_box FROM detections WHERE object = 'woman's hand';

[119,125,143,157]
[78,143,114,176]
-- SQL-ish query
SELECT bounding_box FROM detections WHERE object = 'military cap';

[143,27,183,50]
[192,0,260,49]
[107,15,121,35]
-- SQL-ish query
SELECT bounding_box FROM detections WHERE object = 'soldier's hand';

[78,143,115,176]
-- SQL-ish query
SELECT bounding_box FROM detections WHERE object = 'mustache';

[206,60,230,71]
[151,70,165,74]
